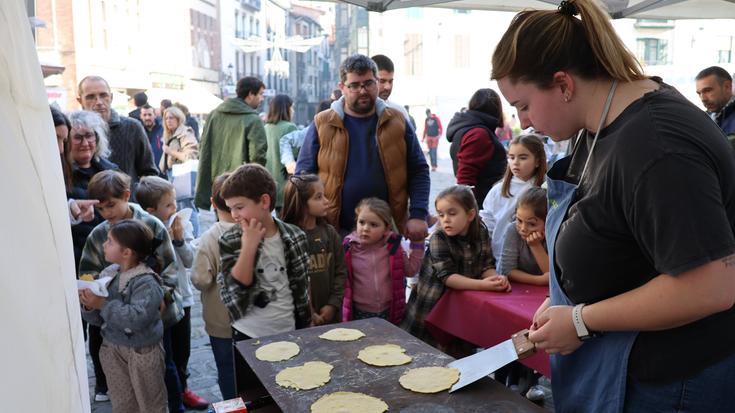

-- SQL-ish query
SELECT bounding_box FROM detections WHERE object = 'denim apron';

[546,81,639,413]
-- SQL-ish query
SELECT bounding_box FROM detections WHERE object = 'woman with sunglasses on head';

[492,0,735,411]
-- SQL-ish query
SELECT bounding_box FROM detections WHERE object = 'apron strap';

[579,80,618,184]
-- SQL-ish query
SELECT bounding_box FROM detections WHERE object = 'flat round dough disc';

[319,328,366,342]
[275,361,333,390]
[399,366,460,393]
[310,391,388,413]
[255,341,300,362]
[357,344,412,366]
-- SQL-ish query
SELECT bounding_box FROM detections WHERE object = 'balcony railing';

[241,0,261,11]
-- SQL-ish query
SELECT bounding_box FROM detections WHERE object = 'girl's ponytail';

[492,0,644,87]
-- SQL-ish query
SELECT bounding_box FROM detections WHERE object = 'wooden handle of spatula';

[512,329,537,360]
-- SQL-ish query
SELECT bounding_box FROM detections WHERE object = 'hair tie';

[558,0,579,16]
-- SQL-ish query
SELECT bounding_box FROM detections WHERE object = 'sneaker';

[182,388,209,410]
[94,392,109,402]
[526,385,546,402]
[431,166,437,172]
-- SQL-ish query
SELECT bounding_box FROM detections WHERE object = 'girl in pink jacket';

[342,198,425,325]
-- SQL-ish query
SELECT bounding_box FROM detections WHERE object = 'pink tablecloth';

[424,283,551,377]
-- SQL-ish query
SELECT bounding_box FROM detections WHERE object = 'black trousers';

[88,324,107,393]
[232,329,265,397]
[170,306,192,389]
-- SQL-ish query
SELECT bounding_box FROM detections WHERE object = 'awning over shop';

[40,62,65,78]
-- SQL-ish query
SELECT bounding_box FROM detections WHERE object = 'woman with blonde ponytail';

[493,0,735,410]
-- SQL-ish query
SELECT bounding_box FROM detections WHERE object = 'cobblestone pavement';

[87,141,552,411]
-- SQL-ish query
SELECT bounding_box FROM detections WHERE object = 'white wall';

[1,1,90,411]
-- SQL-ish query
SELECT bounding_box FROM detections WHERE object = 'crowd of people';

[57,0,735,411]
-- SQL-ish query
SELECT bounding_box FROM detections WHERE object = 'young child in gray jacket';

[80,219,167,413]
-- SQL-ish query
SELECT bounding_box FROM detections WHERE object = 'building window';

[717,35,733,64]
[235,10,239,37]
[454,34,470,68]
[636,38,669,65]
[404,33,423,76]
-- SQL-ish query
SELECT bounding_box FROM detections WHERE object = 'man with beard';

[371,54,410,122]
[696,66,735,149]
[140,104,164,167]
[296,54,430,240]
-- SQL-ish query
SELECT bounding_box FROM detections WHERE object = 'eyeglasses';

[71,132,96,143]
[344,79,377,92]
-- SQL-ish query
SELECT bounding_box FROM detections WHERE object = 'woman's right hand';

[530,297,551,332]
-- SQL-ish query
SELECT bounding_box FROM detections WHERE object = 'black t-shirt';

[554,82,735,382]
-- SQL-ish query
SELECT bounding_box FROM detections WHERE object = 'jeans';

[209,336,236,400]
[352,307,389,321]
[428,147,438,168]
[624,351,735,412]
[170,306,191,390]
[163,328,185,413]
[88,324,107,394]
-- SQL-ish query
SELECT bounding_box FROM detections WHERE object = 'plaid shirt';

[217,217,311,329]
[402,223,495,346]
[78,203,177,296]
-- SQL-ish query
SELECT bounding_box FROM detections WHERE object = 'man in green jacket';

[195,77,267,210]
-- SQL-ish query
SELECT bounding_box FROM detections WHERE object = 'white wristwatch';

[572,303,594,341]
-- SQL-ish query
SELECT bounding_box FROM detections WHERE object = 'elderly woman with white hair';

[65,109,119,401]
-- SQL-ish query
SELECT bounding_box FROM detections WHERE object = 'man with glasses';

[296,54,430,241]
[77,75,158,184]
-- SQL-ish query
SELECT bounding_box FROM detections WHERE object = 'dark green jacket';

[195,98,267,209]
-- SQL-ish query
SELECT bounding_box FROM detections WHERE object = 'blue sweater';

[296,98,430,232]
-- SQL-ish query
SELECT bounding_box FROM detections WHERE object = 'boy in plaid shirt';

[217,164,310,392]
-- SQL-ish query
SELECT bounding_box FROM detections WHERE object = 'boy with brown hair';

[135,176,208,409]
[191,172,237,399]
[217,164,310,391]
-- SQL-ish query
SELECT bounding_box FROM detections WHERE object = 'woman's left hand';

[528,305,582,355]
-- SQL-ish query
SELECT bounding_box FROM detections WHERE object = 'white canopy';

[337,0,735,19]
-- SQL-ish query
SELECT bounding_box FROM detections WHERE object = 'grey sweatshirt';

[82,263,164,348]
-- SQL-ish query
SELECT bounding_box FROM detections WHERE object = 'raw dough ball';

[310,391,388,413]
[358,344,412,367]
[399,366,460,393]
[255,341,300,362]
[275,361,333,390]
[319,328,366,342]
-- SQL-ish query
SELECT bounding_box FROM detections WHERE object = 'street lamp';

[220,63,235,98]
